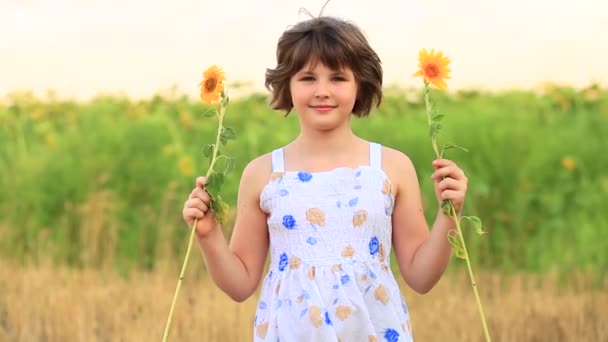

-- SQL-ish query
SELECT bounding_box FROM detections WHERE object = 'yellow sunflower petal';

[432,78,448,90]
[199,65,226,104]
[413,49,451,90]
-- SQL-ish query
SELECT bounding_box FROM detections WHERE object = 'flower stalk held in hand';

[413,49,491,342]
[162,65,236,341]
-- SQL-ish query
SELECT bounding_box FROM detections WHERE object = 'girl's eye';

[300,76,315,81]
[332,76,346,82]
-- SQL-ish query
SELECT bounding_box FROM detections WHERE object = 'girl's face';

[289,61,357,132]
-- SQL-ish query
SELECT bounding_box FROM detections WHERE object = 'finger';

[185,198,209,213]
[436,178,464,192]
[432,166,465,180]
[183,207,205,220]
[431,165,457,179]
[192,188,212,204]
[196,176,207,189]
[432,159,455,168]
[440,189,463,201]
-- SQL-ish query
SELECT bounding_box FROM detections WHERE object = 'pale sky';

[1,0,607,100]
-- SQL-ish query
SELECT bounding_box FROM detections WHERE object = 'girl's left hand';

[431,159,468,215]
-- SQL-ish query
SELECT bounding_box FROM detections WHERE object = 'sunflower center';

[204,78,217,92]
[425,64,439,78]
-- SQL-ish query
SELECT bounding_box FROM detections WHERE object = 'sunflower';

[413,49,451,90]
[198,65,225,104]
[561,156,576,171]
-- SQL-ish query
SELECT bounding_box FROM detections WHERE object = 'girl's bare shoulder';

[239,153,274,195]
[380,146,418,195]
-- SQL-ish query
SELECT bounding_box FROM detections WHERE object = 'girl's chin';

[307,119,347,132]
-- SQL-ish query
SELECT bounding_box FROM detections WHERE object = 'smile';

[310,105,336,112]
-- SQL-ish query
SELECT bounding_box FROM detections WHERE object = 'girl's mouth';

[310,105,336,112]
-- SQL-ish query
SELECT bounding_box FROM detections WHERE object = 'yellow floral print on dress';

[270,172,284,182]
[289,256,302,270]
[353,209,368,226]
[374,285,390,304]
[335,305,353,321]
[306,208,326,226]
[341,244,355,258]
[309,306,323,328]
[308,266,316,280]
[253,143,412,341]
[382,179,393,195]
[256,321,268,338]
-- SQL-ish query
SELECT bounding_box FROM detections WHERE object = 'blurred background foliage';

[1,83,606,279]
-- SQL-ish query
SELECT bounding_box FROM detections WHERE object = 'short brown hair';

[265,16,383,117]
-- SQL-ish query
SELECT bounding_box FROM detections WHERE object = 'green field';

[1,84,606,277]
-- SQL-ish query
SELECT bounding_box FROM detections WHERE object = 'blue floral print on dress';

[324,312,333,326]
[282,215,296,229]
[254,144,413,341]
[384,328,400,342]
[385,206,392,216]
[369,236,380,255]
[298,172,312,182]
[278,253,288,271]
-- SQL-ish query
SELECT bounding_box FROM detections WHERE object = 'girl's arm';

[385,148,466,294]
[193,154,271,302]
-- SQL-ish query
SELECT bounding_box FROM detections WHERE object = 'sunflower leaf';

[210,195,230,224]
[221,92,230,107]
[441,200,452,216]
[432,113,445,122]
[442,142,469,153]
[202,108,216,117]
[460,216,486,235]
[220,127,236,145]
[447,231,466,259]
[214,155,235,176]
[206,171,224,196]
[203,144,214,158]
[430,122,442,138]
[222,156,235,176]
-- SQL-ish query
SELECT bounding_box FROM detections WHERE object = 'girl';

[183,16,468,342]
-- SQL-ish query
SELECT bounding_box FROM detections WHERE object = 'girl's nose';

[314,81,330,98]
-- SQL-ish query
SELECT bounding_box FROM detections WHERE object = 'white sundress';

[254,142,413,342]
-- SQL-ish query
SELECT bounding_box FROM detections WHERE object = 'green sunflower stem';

[450,205,491,342]
[423,82,491,342]
[161,219,197,342]
[162,100,226,342]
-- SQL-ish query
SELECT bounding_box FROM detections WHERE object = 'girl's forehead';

[298,58,352,73]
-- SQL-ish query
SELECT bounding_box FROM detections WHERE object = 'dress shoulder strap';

[369,142,382,169]
[271,148,285,173]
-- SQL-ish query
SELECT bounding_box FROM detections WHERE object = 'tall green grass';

[1,84,606,274]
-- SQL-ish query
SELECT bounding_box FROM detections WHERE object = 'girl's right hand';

[182,176,218,238]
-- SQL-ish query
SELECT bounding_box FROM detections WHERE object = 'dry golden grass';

[0,261,606,342]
